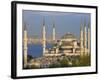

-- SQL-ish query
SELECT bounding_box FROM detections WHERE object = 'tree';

[59,58,69,67]
[27,55,33,62]
[79,55,91,66]
[49,62,61,68]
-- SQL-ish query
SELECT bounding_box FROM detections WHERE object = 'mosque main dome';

[61,32,77,41]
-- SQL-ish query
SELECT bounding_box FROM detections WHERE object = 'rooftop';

[61,32,77,39]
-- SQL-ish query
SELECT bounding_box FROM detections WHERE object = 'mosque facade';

[43,20,90,57]
[23,19,90,68]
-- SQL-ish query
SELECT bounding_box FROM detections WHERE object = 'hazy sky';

[23,10,90,39]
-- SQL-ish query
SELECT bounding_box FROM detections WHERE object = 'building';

[23,23,28,68]
[43,19,90,57]
[23,18,90,68]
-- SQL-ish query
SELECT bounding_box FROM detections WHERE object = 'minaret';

[84,19,87,55]
[88,20,90,55]
[24,23,28,68]
[52,20,56,41]
[42,18,46,56]
[80,20,84,56]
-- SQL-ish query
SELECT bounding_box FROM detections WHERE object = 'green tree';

[79,55,91,66]
[27,55,33,62]
[59,58,69,67]
[49,62,61,68]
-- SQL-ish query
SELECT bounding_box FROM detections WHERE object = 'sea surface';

[27,43,53,58]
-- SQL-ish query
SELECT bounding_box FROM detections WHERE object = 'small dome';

[61,32,76,39]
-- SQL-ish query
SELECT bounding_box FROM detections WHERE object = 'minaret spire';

[84,18,87,55]
[42,18,46,56]
[52,18,56,41]
[80,18,84,56]
[23,22,28,68]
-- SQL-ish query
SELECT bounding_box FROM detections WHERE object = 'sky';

[23,10,90,39]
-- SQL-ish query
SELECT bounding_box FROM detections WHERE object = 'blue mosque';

[23,18,90,68]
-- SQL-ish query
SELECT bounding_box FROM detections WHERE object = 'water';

[27,43,53,58]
